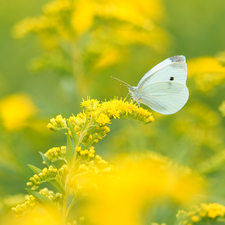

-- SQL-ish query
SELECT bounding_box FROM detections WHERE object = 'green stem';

[66,194,79,218]
[61,120,92,224]
[61,183,69,225]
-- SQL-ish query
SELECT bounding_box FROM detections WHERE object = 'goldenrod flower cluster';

[13,98,153,221]
[81,98,154,124]
[12,188,62,217]
[71,146,113,192]
[76,147,113,175]
[47,98,154,148]
[45,146,67,162]
[58,164,69,176]
[13,0,166,45]
[47,114,67,131]
[177,203,225,225]
[27,166,58,190]
[11,194,38,217]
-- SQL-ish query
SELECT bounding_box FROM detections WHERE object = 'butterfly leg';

[124,92,130,101]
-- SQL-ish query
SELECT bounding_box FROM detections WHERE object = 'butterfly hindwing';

[137,82,189,115]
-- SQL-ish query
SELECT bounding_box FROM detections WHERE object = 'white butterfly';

[113,55,189,115]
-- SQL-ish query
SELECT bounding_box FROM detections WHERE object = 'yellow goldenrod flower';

[76,146,81,152]
[96,113,110,126]
[47,98,153,150]
[82,98,154,124]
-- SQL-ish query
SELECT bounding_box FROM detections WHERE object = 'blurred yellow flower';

[5,211,58,225]
[13,0,169,75]
[12,0,170,96]
[72,0,96,35]
[0,94,37,131]
[188,56,225,91]
[93,47,122,70]
[81,154,204,225]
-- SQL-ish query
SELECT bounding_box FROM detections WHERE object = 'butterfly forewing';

[137,55,187,90]
[137,82,189,115]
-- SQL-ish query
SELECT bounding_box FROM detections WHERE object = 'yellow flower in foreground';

[0,94,37,131]
[80,154,203,225]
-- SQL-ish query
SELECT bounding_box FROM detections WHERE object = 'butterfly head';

[128,86,139,102]
[129,86,137,92]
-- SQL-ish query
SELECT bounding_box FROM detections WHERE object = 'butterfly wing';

[136,82,189,115]
[137,55,187,89]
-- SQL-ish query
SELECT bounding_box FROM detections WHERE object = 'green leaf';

[49,180,66,195]
[25,188,60,222]
[68,120,78,146]
[66,131,74,168]
[28,164,42,174]
[39,152,56,168]
[66,195,77,216]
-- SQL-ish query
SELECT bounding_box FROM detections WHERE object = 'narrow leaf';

[25,188,60,222]
[39,152,56,168]
[68,120,78,146]
[49,180,66,195]
[28,164,42,174]
[66,131,73,168]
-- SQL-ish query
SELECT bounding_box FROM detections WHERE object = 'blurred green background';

[1,0,225,223]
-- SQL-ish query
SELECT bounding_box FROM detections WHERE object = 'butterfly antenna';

[111,76,130,87]
[121,84,124,97]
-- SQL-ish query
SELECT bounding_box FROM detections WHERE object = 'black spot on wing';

[169,77,174,81]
